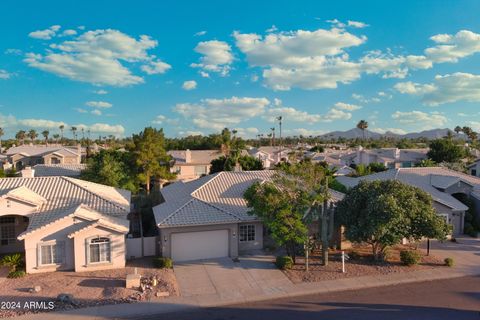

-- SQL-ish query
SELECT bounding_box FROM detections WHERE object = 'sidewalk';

[13,237,480,320]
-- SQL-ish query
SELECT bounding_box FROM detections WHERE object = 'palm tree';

[270,127,276,146]
[454,126,462,135]
[0,127,3,152]
[356,120,369,140]
[41,130,49,145]
[15,130,26,145]
[59,125,65,141]
[52,134,60,143]
[28,129,38,143]
[70,126,77,141]
[81,128,85,140]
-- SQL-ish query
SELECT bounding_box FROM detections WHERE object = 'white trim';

[37,240,65,267]
[86,235,112,265]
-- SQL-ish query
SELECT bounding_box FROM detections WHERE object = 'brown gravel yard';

[0,258,178,318]
[284,244,444,284]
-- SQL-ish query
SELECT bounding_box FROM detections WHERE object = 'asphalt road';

[147,276,480,320]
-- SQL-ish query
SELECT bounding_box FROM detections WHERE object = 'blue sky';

[1,0,480,139]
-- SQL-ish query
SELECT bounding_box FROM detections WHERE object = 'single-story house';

[248,146,291,169]
[153,170,344,262]
[168,149,223,181]
[336,167,480,235]
[340,147,428,169]
[6,144,82,170]
[0,176,131,273]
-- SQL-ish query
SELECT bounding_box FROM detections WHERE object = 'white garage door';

[171,229,229,262]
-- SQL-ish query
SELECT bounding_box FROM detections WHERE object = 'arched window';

[88,237,111,263]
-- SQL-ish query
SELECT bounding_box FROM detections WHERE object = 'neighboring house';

[153,170,344,262]
[0,176,131,273]
[340,147,428,169]
[248,146,291,169]
[6,144,82,170]
[468,160,480,177]
[168,149,222,181]
[31,164,87,177]
[337,167,480,235]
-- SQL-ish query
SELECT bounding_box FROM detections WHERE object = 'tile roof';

[336,167,480,211]
[6,145,80,157]
[33,164,87,177]
[0,176,131,236]
[154,170,345,227]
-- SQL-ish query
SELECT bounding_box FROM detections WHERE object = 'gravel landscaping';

[283,244,445,284]
[0,257,179,318]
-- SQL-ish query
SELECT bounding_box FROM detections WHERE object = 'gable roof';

[154,170,345,227]
[336,167,480,211]
[0,176,131,237]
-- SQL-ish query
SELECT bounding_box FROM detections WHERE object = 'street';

[145,276,480,320]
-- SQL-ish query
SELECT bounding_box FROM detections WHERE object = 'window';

[89,237,111,263]
[39,242,65,265]
[472,169,477,177]
[239,225,255,242]
[0,217,16,246]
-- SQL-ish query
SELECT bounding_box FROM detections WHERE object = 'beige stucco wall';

[73,226,126,272]
[432,201,464,235]
[172,164,211,181]
[24,216,126,273]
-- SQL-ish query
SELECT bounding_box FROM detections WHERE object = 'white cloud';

[235,127,259,138]
[466,121,480,131]
[392,110,448,128]
[75,108,88,113]
[86,123,125,135]
[395,73,480,106]
[323,108,352,122]
[25,28,170,86]
[61,29,77,36]
[333,102,362,111]
[425,30,480,63]
[141,60,171,75]
[191,40,233,76]
[91,109,102,116]
[194,31,207,37]
[28,25,61,40]
[94,89,108,95]
[347,20,369,28]
[371,127,407,135]
[266,25,278,33]
[18,118,67,129]
[199,71,209,78]
[0,70,11,79]
[86,101,112,108]
[264,106,322,123]
[284,128,326,137]
[182,80,197,90]
[173,96,270,131]
[152,115,179,125]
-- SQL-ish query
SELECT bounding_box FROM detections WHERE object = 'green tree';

[336,180,449,260]
[81,150,137,192]
[131,127,172,194]
[356,120,369,140]
[15,130,25,145]
[244,162,328,261]
[28,129,37,143]
[427,138,465,163]
[41,130,49,145]
[59,124,65,141]
[210,155,264,174]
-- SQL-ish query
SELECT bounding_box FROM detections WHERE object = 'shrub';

[1,253,23,272]
[7,270,26,278]
[444,257,454,267]
[153,257,173,269]
[275,256,293,270]
[400,250,421,266]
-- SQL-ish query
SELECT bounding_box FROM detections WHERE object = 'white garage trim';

[171,229,229,262]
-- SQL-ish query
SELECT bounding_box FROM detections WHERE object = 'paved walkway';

[14,237,480,320]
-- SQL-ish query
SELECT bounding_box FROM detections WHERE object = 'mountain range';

[320,128,464,140]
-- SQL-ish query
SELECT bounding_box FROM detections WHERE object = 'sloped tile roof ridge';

[61,177,129,212]
[189,171,224,197]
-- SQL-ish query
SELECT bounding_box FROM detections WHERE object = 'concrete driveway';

[173,254,292,300]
